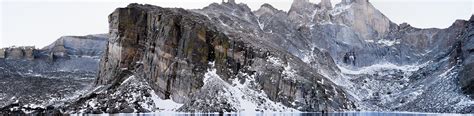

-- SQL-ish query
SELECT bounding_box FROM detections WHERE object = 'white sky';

[1,0,473,48]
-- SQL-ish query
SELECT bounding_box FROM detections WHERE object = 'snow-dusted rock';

[3,0,473,114]
[92,3,354,113]
[89,0,474,113]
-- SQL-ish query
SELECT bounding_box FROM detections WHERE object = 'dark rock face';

[278,0,472,112]
[85,0,474,113]
[0,34,108,114]
[0,49,4,59]
[2,46,36,60]
[460,16,474,98]
[91,3,354,112]
[3,0,473,114]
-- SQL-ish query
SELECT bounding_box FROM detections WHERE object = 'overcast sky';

[1,0,473,48]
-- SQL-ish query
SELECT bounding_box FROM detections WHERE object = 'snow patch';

[267,56,283,66]
[76,55,100,59]
[438,66,455,78]
[331,4,352,16]
[257,19,265,30]
[203,61,297,112]
[282,64,297,81]
[204,63,257,111]
[318,21,334,25]
[203,62,217,85]
[377,39,400,46]
[365,39,375,43]
[22,104,45,109]
[121,75,135,84]
[338,62,429,75]
[267,56,298,81]
[455,100,474,107]
[150,90,183,111]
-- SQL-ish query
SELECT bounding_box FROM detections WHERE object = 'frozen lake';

[72,112,473,116]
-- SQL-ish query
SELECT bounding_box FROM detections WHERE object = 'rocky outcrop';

[2,46,36,60]
[0,34,107,61]
[288,0,320,25]
[0,48,5,59]
[333,0,392,40]
[320,0,332,9]
[0,34,108,115]
[90,3,354,113]
[460,15,474,98]
[2,0,469,114]
[42,34,108,60]
[80,0,474,113]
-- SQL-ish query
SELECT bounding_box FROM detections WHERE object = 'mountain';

[42,34,108,60]
[1,0,473,114]
[60,0,473,113]
[0,34,107,115]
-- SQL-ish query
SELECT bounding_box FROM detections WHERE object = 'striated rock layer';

[42,34,108,60]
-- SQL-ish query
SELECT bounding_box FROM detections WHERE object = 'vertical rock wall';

[3,46,35,60]
[0,48,4,59]
[96,4,245,103]
[460,16,474,98]
[95,4,354,112]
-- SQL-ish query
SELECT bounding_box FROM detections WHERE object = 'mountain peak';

[221,0,236,4]
[228,0,236,4]
[254,3,279,16]
[291,0,311,9]
[259,3,278,13]
[320,0,332,9]
[261,3,276,10]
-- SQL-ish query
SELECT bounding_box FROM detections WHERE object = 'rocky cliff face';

[78,3,354,113]
[0,49,4,59]
[53,0,474,114]
[460,16,474,98]
[0,34,108,115]
[0,34,107,61]
[2,46,36,60]
[197,0,473,112]
[42,34,108,60]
